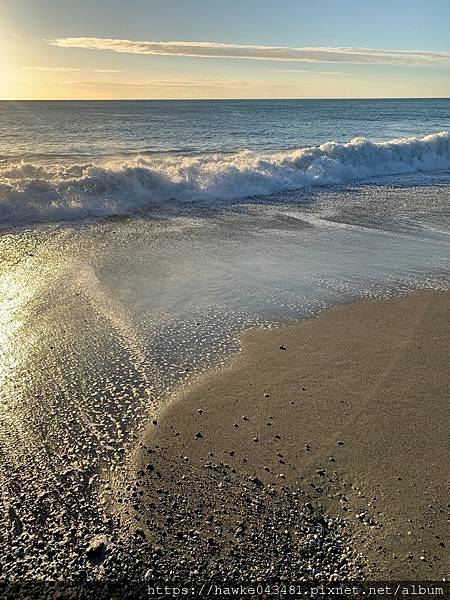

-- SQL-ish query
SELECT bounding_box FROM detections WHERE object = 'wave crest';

[1,131,449,227]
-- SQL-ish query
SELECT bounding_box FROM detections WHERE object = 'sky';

[2,0,450,100]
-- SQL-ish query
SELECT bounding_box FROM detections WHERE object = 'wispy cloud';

[24,66,82,72]
[56,78,254,89]
[48,38,450,66]
[24,66,123,73]
[278,69,350,76]
[93,68,123,73]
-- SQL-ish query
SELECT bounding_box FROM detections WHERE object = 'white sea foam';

[1,131,449,227]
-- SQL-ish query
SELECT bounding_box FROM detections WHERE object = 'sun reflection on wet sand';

[0,183,449,578]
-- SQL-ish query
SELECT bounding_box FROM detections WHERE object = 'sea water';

[1,99,450,226]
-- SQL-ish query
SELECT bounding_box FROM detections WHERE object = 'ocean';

[1,98,450,225]
[1,99,450,577]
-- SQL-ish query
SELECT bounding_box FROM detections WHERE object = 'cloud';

[24,66,82,72]
[55,78,253,89]
[24,66,123,73]
[49,37,450,66]
[278,69,350,76]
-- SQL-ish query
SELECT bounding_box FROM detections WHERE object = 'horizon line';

[1,96,450,102]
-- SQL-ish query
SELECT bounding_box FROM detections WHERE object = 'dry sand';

[131,290,449,581]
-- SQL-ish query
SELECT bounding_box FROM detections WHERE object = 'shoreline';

[117,289,450,581]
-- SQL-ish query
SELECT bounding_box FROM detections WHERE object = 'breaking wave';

[1,131,450,227]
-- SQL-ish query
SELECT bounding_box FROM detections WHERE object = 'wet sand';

[130,290,449,581]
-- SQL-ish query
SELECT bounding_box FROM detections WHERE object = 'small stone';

[86,538,106,564]
[248,476,263,487]
[337,440,344,445]
[279,345,286,350]
[195,432,203,439]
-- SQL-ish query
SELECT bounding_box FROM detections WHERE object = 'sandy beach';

[119,290,450,582]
